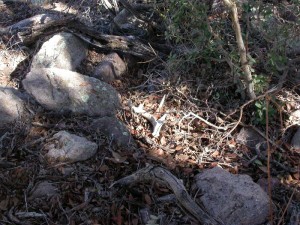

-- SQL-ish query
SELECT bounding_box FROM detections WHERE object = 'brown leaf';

[176,154,189,161]
[0,197,9,210]
[111,151,127,163]
[258,166,268,173]
[226,153,238,159]
[116,209,122,225]
[99,164,109,172]
[160,136,167,145]
[211,150,219,157]
[183,167,193,175]
[175,145,183,151]
[144,194,152,205]
[131,218,139,225]
[292,173,299,180]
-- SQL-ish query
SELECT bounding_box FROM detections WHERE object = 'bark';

[111,165,223,225]
[223,0,256,99]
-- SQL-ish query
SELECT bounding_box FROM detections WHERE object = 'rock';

[257,177,280,194]
[0,87,28,127]
[22,68,120,117]
[113,9,149,37]
[193,167,269,225]
[44,131,97,164]
[93,53,126,83]
[31,32,87,71]
[289,110,300,124]
[236,127,265,150]
[291,127,300,150]
[29,181,58,200]
[91,116,134,148]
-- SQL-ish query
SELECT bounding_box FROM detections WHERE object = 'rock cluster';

[1,31,133,164]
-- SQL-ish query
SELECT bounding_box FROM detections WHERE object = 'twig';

[223,0,256,99]
[111,165,223,225]
[266,95,273,225]
[157,94,166,113]
[277,187,296,225]
[179,112,232,131]
[223,85,280,139]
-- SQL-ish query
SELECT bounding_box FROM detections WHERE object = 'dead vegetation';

[0,0,299,224]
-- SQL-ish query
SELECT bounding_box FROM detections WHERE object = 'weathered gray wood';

[111,165,223,225]
[0,13,158,59]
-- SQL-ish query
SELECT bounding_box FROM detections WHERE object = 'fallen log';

[66,28,156,60]
[0,13,75,43]
[110,165,223,225]
[0,13,159,60]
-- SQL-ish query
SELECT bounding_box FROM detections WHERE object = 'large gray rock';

[44,131,98,164]
[193,167,269,225]
[0,87,28,127]
[91,116,134,148]
[31,32,87,71]
[22,68,120,117]
[291,127,300,150]
[93,53,127,83]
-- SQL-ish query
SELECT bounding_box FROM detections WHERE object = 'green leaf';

[254,159,263,166]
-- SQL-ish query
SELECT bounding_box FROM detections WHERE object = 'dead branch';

[179,112,233,131]
[67,29,156,60]
[0,14,75,44]
[0,13,157,60]
[110,165,223,225]
[223,0,256,100]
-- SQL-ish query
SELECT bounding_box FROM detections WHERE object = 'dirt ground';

[0,1,299,225]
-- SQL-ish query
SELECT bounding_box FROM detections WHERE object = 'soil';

[0,1,299,225]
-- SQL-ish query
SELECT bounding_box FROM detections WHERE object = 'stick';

[111,165,223,225]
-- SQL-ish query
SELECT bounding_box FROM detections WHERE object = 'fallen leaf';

[99,164,109,172]
[258,166,268,173]
[144,194,152,205]
[175,145,183,151]
[160,136,167,145]
[0,197,9,210]
[111,151,127,163]
[131,218,139,225]
[211,150,219,157]
[292,173,299,180]
[183,167,193,175]
[176,154,189,161]
[116,209,123,225]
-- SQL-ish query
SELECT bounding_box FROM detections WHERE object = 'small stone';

[44,131,98,164]
[29,181,58,200]
[91,116,134,148]
[0,87,28,128]
[236,127,265,150]
[93,53,127,83]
